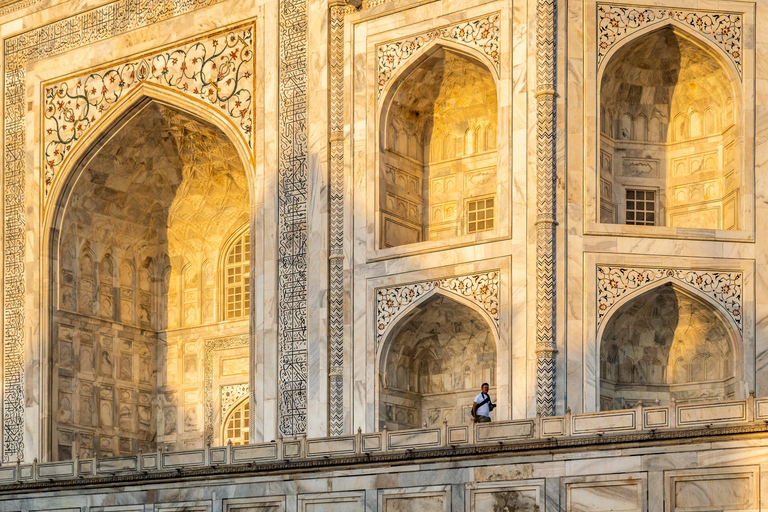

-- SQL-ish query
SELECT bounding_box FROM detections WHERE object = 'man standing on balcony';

[472,383,495,423]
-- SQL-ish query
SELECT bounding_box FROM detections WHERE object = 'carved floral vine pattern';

[221,383,249,419]
[42,24,254,210]
[597,5,743,76]
[597,267,743,333]
[376,271,500,346]
[376,14,500,99]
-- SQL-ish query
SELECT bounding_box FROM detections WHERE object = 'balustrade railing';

[3,394,766,485]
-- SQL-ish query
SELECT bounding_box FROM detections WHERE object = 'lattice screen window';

[225,230,250,320]
[467,197,495,233]
[625,189,656,226]
[223,398,249,446]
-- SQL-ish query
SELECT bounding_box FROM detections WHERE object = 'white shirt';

[474,392,492,417]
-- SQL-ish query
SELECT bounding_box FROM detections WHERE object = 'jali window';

[223,398,249,445]
[225,230,250,320]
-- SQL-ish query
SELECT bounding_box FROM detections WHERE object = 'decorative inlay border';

[597,5,743,76]
[375,271,500,347]
[376,14,500,99]
[204,335,249,446]
[597,267,743,333]
[277,0,309,436]
[42,24,254,212]
[329,1,356,438]
[221,383,249,419]
[3,0,225,463]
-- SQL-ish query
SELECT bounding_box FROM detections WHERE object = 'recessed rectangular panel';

[306,436,356,457]
[666,468,758,512]
[298,492,364,512]
[231,443,278,463]
[387,428,441,449]
[676,401,747,426]
[571,410,636,434]
[476,420,534,442]
[379,486,450,512]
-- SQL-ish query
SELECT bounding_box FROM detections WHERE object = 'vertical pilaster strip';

[278,0,310,435]
[328,0,354,437]
[535,0,558,416]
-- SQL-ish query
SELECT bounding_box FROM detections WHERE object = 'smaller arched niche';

[599,284,737,410]
[379,295,497,429]
[379,47,498,248]
[599,27,741,230]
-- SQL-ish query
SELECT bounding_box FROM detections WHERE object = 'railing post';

[535,412,541,439]
[441,419,448,447]
[748,391,755,422]
[636,400,643,430]
[670,398,677,428]
[356,427,362,454]
[564,407,571,436]
[382,425,388,452]
[277,434,284,460]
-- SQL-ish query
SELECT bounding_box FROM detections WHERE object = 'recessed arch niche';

[379,294,497,429]
[599,283,738,410]
[50,99,252,460]
[378,46,499,248]
[598,26,741,229]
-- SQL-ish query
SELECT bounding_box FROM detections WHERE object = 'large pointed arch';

[41,85,255,461]
[596,280,743,410]
[375,41,503,249]
[376,292,500,430]
[596,23,744,231]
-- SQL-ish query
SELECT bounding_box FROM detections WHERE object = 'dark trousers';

[476,415,491,423]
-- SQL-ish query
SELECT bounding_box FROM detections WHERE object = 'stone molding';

[375,271,500,347]
[41,24,255,212]
[2,0,226,463]
[597,5,743,77]
[597,266,743,334]
[376,14,500,99]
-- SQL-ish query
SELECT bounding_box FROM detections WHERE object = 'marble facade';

[1,0,768,508]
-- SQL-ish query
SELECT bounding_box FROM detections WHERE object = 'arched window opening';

[599,27,741,230]
[223,398,250,446]
[51,101,251,460]
[379,295,497,430]
[379,48,498,248]
[599,284,736,410]
[223,228,251,320]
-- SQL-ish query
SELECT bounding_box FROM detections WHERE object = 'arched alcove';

[50,100,252,460]
[379,47,498,248]
[379,294,497,429]
[598,26,741,229]
[599,283,737,410]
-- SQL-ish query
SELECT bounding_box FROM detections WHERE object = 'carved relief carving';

[42,23,254,212]
[376,14,500,99]
[203,334,249,445]
[376,271,500,347]
[597,267,743,333]
[597,5,743,76]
